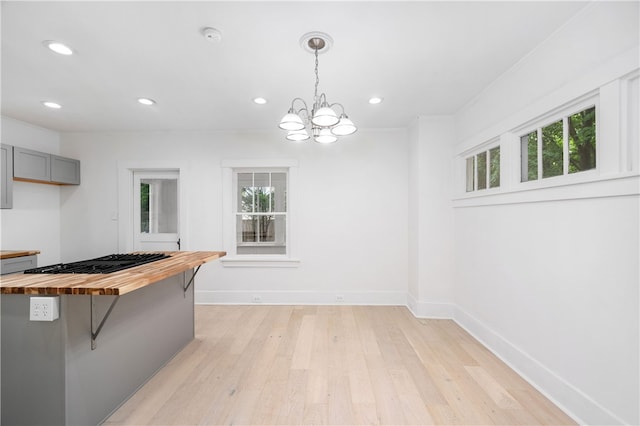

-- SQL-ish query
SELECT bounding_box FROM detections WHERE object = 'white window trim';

[221,159,300,268]
[455,93,611,204]
[454,77,640,206]
[461,139,502,196]
[515,95,598,182]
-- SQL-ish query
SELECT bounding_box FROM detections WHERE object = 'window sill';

[221,256,301,268]
[453,172,639,207]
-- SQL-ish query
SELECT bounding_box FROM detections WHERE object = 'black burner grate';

[24,253,170,274]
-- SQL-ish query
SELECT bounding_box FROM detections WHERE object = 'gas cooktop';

[23,253,170,274]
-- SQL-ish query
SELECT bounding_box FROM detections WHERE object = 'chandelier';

[279,32,357,143]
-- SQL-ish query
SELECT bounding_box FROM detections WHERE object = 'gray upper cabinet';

[51,155,80,185]
[1,144,13,209]
[13,147,80,185]
[13,147,51,182]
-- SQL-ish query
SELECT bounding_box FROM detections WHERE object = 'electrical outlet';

[336,295,344,302]
[29,297,59,321]
[252,295,262,303]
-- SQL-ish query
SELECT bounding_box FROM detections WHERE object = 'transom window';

[520,105,596,182]
[466,146,500,192]
[235,171,287,255]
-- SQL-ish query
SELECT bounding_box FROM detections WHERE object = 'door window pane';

[140,183,150,233]
[140,178,177,233]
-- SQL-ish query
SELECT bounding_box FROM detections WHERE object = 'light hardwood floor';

[104,305,576,425]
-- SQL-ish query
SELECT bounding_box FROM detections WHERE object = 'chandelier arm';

[329,103,346,116]
[290,97,308,111]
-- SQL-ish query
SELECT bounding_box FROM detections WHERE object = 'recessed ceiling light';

[369,97,383,105]
[44,41,73,55]
[137,98,156,106]
[253,97,267,105]
[42,101,62,109]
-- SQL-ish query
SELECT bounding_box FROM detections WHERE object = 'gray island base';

[1,269,196,426]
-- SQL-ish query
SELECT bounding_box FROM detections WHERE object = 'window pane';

[477,152,487,190]
[521,131,538,182]
[234,169,288,256]
[465,157,475,192]
[542,120,563,178]
[568,106,596,174]
[236,214,286,255]
[489,146,500,188]
[253,173,272,213]
[238,173,254,213]
[258,215,274,242]
[274,215,286,245]
[272,172,287,212]
[237,215,257,242]
[253,186,273,213]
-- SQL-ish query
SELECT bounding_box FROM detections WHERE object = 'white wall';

[59,128,409,305]
[452,2,639,425]
[407,116,455,317]
[0,116,62,266]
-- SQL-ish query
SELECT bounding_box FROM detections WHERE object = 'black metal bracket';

[90,295,120,350]
[183,265,201,296]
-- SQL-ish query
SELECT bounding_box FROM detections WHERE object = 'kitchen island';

[1,251,225,426]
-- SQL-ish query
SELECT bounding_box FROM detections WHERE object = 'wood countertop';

[0,250,41,260]
[0,251,225,296]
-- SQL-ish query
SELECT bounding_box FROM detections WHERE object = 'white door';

[133,170,180,251]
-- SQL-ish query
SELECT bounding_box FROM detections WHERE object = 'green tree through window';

[542,120,563,178]
[569,106,596,173]
[520,105,596,182]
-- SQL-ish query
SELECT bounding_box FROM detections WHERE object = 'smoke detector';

[202,27,222,43]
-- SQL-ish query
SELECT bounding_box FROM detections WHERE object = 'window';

[235,171,287,255]
[221,159,299,267]
[466,146,500,192]
[520,106,596,182]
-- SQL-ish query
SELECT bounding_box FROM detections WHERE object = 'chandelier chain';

[314,46,319,106]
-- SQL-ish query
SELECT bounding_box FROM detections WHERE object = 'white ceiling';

[1,1,589,133]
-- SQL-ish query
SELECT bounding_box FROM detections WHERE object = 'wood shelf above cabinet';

[13,146,80,185]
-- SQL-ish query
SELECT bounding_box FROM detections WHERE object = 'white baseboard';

[406,293,455,318]
[452,306,625,426]
[195,290,407,306]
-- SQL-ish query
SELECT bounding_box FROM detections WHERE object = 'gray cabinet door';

[1,255,37,275]
[13,147,51,182]
[51,155,80,185]
[1,144,13,209]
